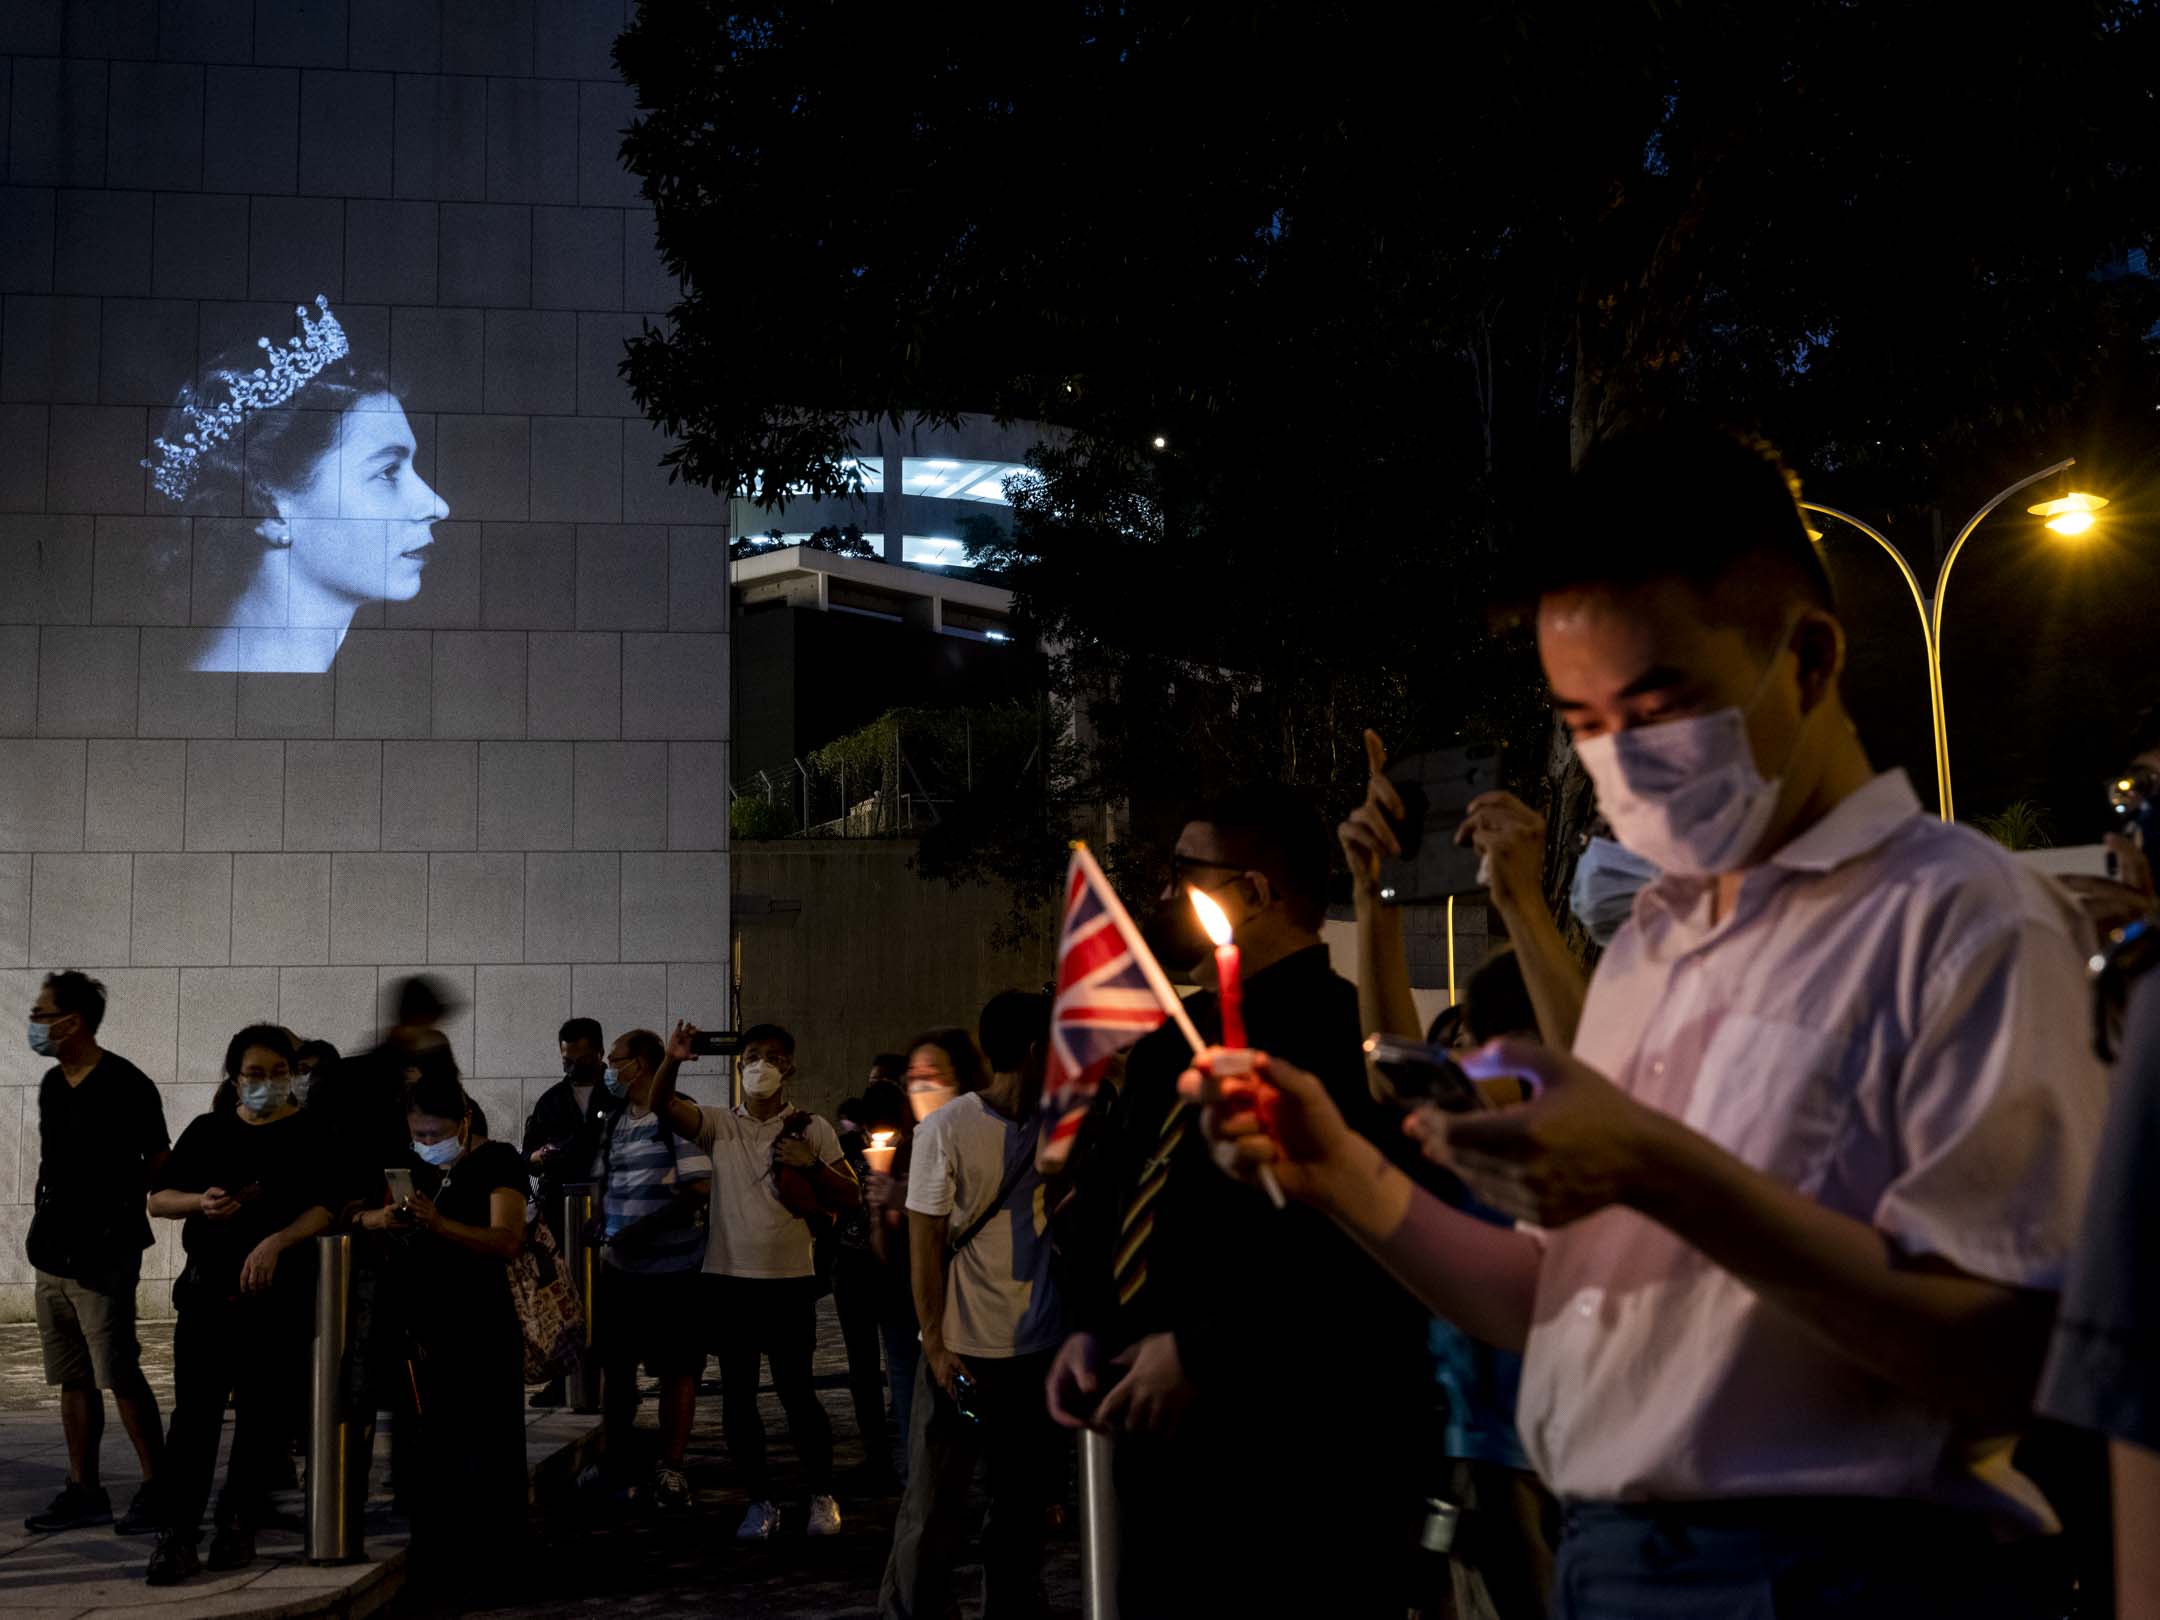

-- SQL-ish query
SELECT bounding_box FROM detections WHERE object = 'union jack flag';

[1038,843,1201,1170]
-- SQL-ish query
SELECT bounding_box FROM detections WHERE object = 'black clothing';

[1066,944,1428,1619]
[311,1038,489,1201]
[522,1074,612,1240]
[707,1273,835,1497]
[33,1052,168,1277]
[157,1109,340,1299]
[832,1248,888,1446]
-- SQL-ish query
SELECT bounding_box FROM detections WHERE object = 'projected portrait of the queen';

[144,296,450,674]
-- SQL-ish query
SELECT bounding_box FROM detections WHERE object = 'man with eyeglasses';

[1042,788,1429,1619]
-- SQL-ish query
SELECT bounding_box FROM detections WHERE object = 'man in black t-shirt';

[23,971,172,1537]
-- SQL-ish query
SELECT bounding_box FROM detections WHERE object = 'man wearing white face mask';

[1189,422,2106,1619]
[651,1020,859,1540]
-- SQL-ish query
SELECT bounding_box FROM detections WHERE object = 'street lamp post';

[1803,456,2085,824]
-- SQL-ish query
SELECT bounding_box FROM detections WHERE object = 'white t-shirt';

[905,1092,1064,1358]
[692,1101,845,1279]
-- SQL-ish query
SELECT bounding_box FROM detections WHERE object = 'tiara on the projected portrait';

[141,295,351,501]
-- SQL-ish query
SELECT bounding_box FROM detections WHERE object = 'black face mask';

[1141,896,1215,975]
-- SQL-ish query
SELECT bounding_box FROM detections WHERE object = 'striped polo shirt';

[596,1108,712,1275]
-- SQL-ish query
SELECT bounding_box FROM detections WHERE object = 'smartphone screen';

[1363,1034,1487,1112]
[384,1167,415,1205]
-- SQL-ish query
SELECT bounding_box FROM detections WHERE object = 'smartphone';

[384,1167,415,1205]
[1364,1034,1486,1113]
[689,1029,744,1057]
[1375,744,1500,904]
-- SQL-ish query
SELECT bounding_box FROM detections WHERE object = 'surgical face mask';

[1568,836,1661,947]
[290,1072,313,1104]
[237,1078,291,1115]
[742,1059,784,1099]
[908,1079,957,1122]
[413,1135,463,1167]
[603,1065,631,1098]
[1573,646,1798,878]
[27,1017,59,1058]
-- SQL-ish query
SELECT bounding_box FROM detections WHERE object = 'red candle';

[1189,887,1246,1048]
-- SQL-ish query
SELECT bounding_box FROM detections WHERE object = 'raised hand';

[1338,729,1406,897]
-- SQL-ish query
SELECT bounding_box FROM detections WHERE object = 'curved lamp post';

[1803,456,2102,824]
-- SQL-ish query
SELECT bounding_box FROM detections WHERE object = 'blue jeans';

[1556,1500,2060,1620]
[880,1319,920,1482]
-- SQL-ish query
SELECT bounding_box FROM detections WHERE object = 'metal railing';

[560,1186,602,1414]
[1080,1429,1119,1620]
[306,1233,364,1565]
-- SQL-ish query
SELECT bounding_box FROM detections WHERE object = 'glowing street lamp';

[2028,491,2109,537]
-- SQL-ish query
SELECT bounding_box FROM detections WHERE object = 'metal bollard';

[306,1233,365,1565]
[561,1185,602,1413]
[1079,1427,1120,1620]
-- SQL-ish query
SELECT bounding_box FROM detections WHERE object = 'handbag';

[507,1211,586,1385]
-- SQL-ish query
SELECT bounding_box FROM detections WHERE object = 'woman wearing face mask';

[356,1063,528,1587]
[860,1077,926,1481]
[144,1026,338,1586]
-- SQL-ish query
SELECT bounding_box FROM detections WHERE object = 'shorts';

[35,1253,145,1389]
[596,1265,706,1379]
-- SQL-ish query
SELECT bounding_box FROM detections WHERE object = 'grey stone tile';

[619,852,726,962]
[525,630,616,739]
[575,310,645,417]
[231,852,329,964]
[0,187,57,295]
[85,738,185,851]
[333,627,433,736]
[283,738,382,850]
[0,624,34,735]
[29,852,132,966]
[622,205,675,314]
[381,737,477,849]
[177,967,283,1090]
[667,740,726,851]
[298,69,393,198]
[45,403,147,514]
[130,852,232,966]
[54,189,152,297]
[569,963,665,1052]
[92,513,192,625]
[571,522,665,631]
[473,962,567,1077]
[184,737,284,850]
[621,631,723,740]
[159,1,255,64]
[434,414,529,520]
[384,517,480,628]
[0,405,49,511]
[622,421,726,525]
[137,627,237,736]
[0,739,85,850]
[375,961,474,1068]
[190,515,282,627]
[389,306,482,413]
[523,849,616,961]
[2,295,101,404]
[431,628,526,737]
[572,740,662,850]
[329,851,426,962]
[535,0,623,81]
[343,199,438,304]
[393,73,486,203]
[576,79,640,208]
[277,966,379,1058]
[427,850,523,962]
[533,206,620,310]
[153,192,252,299]
[38,623,137,736]
[88,968,180,1083]
[443,0,532,76]
[349,0,439,73]
[0,854,27,968]
[0,515,92,625]
[204,65,298,194]
[252,0,349,69]
[530,416,619,524]
[486,78,577,205]
[98,298,198,409]
[9,58,107,188]
[438,200,528,305]
[248,195,342,301]
[68,0,159,57]
[237,667,335,737]
[478,739,570,850]
[0,4,63,55]
[106,62,203,190]
[482,309,576,416]
[667,524,725,631]
[480,521,573,630]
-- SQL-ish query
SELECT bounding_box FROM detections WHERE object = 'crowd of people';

[18,421,2160,1618]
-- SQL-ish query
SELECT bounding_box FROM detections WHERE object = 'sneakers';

[25,1480,113,1533]
[205,1524,257,1572]
[737,1499,780,1541]
[145,1529,201,1586]
[805,1494,842,1537]
[653,1467,692,1511]
[115,1483,163,1536]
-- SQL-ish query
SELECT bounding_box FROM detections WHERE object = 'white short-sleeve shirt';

[905,1093,1064,1358]
[692,1101,844,1280]
[1519,771,2105,1527]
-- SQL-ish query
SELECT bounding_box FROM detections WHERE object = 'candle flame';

[1188,886,1234,947]
[869,1129,896,1149]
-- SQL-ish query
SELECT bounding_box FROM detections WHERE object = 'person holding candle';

[861,1076,925,1482]
[830,1091,897,1484]
[1182,422,2106,1620]
[1044,788,1430,1620]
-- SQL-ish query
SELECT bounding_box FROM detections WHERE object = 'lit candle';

[1189,886,1283,1209]
[862,1129,897,1176]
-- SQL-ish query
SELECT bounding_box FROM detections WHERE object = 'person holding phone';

[144,1025,338,1587]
